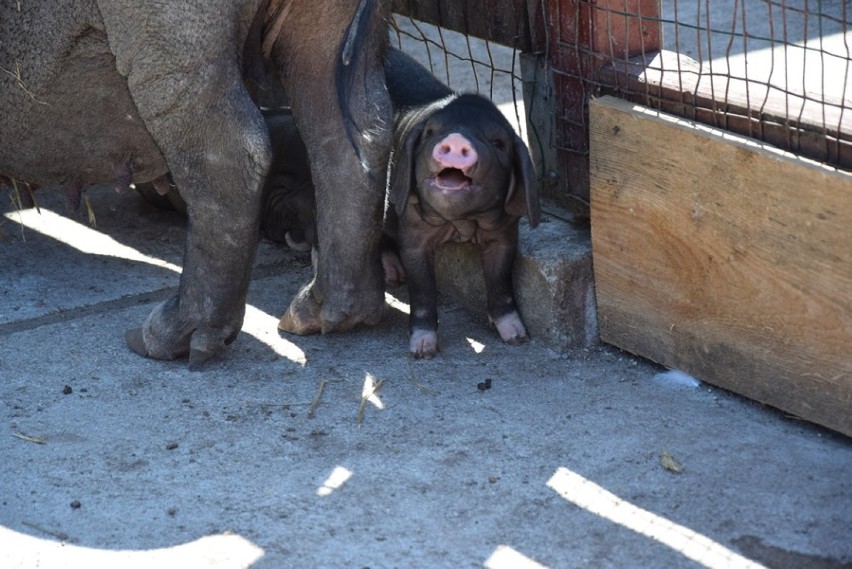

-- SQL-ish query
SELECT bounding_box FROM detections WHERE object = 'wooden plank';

[589,96,852,436]
[392,0,532,50]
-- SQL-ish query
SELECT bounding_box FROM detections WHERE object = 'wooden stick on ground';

[12,432,46,445]
[356,379,385,425]
[307,378,328,419]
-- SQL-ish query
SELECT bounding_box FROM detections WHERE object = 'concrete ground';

[1,185,851,569]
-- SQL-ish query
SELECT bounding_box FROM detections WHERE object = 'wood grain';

[590,96,852,436]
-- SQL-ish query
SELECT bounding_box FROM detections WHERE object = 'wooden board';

[392,0,533,50]
[589,96,852,437]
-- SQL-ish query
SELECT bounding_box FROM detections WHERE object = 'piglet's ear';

[390,121,425,217]
[504,135,541,227]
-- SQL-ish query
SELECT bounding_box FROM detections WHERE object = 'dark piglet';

[259,109,316,252]
[262,49,540,357]
[385,49,540,358]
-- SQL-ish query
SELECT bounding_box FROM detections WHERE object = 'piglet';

[385,49,540,358]
[259,108,316,252]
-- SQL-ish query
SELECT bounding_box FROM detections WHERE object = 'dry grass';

[356,378,385,425]
[307,378,328,419]
[12,431,46,445]
[660,450,684,474]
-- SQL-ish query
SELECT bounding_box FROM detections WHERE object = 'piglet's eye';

[491,137,508,151]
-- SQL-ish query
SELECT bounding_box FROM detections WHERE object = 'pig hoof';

[320,291,384,333]
[185,328,236,369]
[282,281,384,335]
[188,348,217,371]
[285,231,312,253]
[494,312,528,345]
[278,307,321,335]
[125,328,149,357]
[410,329,439,359]
[278,288,322,335]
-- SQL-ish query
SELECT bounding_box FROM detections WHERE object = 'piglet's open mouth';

[433,168,473,191]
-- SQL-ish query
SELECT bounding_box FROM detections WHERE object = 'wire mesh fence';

[391,0,851,207]
[615,1,850,168]
[389,15,529,141]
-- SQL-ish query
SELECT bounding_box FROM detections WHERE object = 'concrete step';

[434,206,598,351]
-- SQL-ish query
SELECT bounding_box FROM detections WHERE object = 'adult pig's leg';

[271,0,393,335]
[123,55,271,367]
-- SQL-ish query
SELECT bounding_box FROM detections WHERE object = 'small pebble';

[166,442,179,450]
[70,500,81,509]
[62,385,73,395]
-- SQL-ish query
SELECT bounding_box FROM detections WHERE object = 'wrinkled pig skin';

[386,49,540,359]
[0,1,392,367]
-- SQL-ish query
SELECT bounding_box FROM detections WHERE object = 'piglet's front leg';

[481,233,528,345]
[400,242,440,359]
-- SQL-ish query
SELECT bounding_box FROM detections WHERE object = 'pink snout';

[432,133,478,171]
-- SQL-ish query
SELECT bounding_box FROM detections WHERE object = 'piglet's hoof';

[410,329,439,359]
[493,312,528,345]
[125,328,149,357]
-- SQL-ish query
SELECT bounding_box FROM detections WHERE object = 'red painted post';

[542,0,661,210]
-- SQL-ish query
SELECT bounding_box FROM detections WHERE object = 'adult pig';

[0,1,392,367]
[385,49,540,358]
